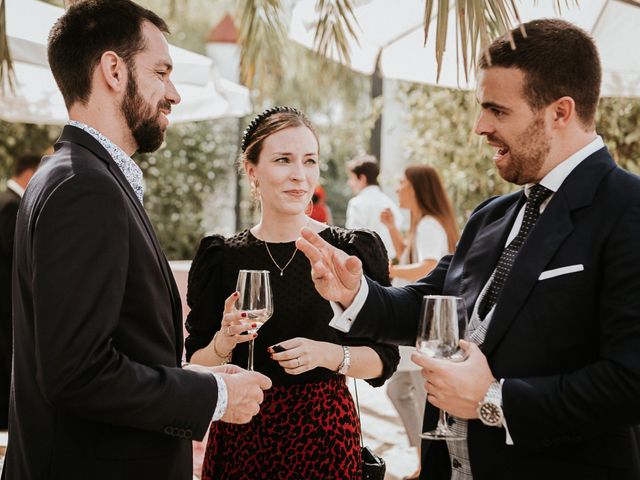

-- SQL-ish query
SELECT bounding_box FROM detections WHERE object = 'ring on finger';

[295,357,300,368]
[226,326,232,336]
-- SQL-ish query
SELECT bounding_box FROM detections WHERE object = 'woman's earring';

[250,179,260,202]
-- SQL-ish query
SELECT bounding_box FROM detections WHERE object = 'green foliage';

[597,97,640,176]
[0,121,60,186]
[137,118,238,260]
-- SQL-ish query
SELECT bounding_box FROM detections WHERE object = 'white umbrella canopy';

[1,0,251,124]
[289,0,640,98]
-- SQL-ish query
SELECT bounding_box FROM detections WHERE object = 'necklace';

[264,242,298,276]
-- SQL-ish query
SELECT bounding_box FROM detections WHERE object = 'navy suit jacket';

[351,147,640,479]
[2,126,218,480]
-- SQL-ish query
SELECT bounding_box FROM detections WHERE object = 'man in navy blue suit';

[298,18,640,480]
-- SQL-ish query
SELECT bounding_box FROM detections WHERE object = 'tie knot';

[527,184,553,208]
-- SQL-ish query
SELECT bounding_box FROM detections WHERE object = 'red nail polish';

[233,292,239,297]
[241,312,247,318]
[252,323,257,328]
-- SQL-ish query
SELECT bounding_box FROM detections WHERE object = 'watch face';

[479,402,502,426]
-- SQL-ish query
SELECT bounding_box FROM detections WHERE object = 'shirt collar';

[6,179,25,198]
[359,185,381,195]
[68,120,145,204]
[526,135,605,198]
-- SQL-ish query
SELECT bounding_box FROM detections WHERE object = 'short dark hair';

[47,0,169,109]
[13,153,41,177]
[346,154,379,186]
[479,18,601,127]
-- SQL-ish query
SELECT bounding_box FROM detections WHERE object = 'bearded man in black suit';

[298,18,640,480]
[2,2,271,479]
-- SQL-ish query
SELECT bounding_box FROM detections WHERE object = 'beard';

[121,67,170,153]
[490,115,551,185]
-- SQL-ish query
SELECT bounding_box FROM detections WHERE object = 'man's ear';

[550,96,576,129]
[98,51,127,93]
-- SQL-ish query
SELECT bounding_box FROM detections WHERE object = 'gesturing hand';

[295,227,363,308]
[380,207,395,228]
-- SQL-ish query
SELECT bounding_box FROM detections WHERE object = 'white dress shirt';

[345,185,402,260]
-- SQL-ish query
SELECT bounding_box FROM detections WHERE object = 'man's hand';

[218,369,272,424]
[295,227,363,307]
[411,340,495,419]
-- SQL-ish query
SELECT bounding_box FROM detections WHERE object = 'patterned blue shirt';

[69,120,144,204]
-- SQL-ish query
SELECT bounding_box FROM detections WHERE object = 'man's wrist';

[477,380,504,427]
[210,373,228,421]
[338,288,358,309]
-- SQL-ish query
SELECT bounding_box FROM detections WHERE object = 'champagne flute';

[235,270,274,371]
[416,295,468,441]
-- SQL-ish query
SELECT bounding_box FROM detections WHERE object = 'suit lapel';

[56,126,183,357]
[459,194,524,320]
[481,147,616,356]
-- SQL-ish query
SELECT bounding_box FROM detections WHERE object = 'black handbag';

[353,380,386,480]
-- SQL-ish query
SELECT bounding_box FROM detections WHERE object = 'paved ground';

[349,379,419,480]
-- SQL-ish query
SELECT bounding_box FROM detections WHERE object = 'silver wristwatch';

[477,381,504,427]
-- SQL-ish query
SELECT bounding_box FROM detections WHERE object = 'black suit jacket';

[0,188,20,429]
[351,147,640,479]
[2,126,219,480]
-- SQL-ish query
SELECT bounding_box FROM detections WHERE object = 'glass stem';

[248,338,254,371]
[436,409,450,435]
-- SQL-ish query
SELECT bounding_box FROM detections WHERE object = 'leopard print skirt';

[201,376,361,479]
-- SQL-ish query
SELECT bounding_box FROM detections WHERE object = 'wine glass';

[416,295,468,441]
[235,270,274,371]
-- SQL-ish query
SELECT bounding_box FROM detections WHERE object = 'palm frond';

[312,0,359,64]
[237,0,287,89]
[0,0,15,95]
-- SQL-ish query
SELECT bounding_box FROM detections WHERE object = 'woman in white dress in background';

[380,164,459,480]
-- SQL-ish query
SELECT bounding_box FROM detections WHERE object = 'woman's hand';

[380,207,395,228]
[214,291,257,355]
[268,337,343,375]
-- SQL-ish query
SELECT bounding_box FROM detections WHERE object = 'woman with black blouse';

[185,106,399,479]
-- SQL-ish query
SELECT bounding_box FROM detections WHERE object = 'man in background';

[345,154,402,261]
[0,153,41,430]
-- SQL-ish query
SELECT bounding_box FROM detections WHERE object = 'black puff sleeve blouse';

[185,226,399,387]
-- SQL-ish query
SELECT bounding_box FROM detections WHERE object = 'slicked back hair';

[479,19,601,128]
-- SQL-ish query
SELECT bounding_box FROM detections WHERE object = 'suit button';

[452,458,462,469]
[163,426,173,435]
[185,429,193,439]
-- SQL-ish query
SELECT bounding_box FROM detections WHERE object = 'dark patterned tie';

[477,184,553,320]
